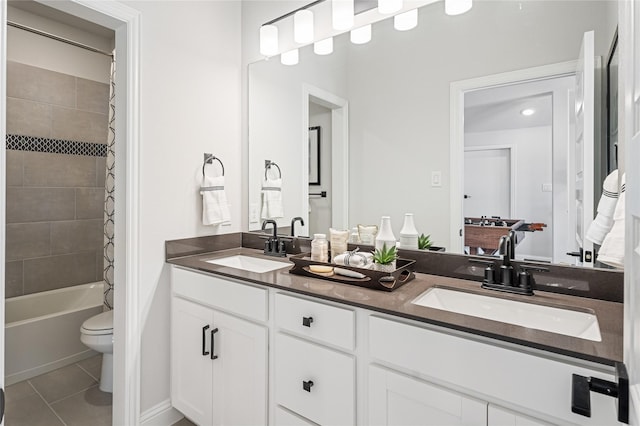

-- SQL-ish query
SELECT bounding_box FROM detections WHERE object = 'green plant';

[418,233,432,250]
[372,243,398,265]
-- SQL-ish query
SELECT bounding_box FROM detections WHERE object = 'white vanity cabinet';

[273,293,356,426]
[171,267,268,426]
[487,405,554,426]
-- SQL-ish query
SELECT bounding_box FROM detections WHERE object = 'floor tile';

[4,381,36,405]
[172,417,197,426]
[77,354,102,380]
[4,392,64,426]
[50,385,112,426]
[29,363,97,403]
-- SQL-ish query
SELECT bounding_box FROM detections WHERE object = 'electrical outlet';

[431,171,442,187]
[249,203,260,223]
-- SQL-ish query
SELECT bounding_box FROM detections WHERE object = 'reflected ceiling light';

[333,0,354,30]
[314,37,334,55]
[521,108,536,116]
[259,24,279,56]
[394,9,418,30]
[281,49,299,65]
[378,0,402,14]
[445,0,472,15]
[351,24,371,44]
[294,10,314,43]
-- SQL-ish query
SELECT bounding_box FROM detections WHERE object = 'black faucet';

[261,220,286,257]
[290,217,304,237]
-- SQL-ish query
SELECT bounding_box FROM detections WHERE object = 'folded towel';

[587,169,619,245]
[332,250,373,268]
[261,178,284,219]
[200,175,231,226]
[598,173,625,268]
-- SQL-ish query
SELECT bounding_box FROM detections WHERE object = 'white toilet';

[80,310,114,393]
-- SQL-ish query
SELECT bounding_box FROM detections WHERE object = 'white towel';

[200,176,231,226]
[261,178,284,219]
[586,169,619,245]
[332,251,374,268]
[598,173,625,268]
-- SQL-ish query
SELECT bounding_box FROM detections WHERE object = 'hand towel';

[598,173,625,268]
[261,178,284,219]
[332,250,374,268]
[200,175,231,226]
[586,169,619,245]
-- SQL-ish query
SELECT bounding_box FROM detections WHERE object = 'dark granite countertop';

[167,246,623,365]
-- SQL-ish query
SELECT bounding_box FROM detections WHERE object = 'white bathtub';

[5,282,104,385]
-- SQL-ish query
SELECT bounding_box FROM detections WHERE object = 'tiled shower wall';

[5,61,109,298]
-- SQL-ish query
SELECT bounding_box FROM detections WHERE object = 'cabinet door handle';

[202,325,210,356]
[210,328,219,360]
[302,316,314,327]
[303,380,314,392]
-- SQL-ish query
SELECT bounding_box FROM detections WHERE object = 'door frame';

[1,2,141,425]
[450,61,577,253]
[302,84,349,230]
[463,144,517,220]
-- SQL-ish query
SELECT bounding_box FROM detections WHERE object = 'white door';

[620,2,640,423]
[464,148,511,219]
[212,310,267,426]
[570,30,595,266]
[368,365,487,426]
[0,1,7,424]
[171,297,215,426]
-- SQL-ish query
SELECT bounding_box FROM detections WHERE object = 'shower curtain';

[104,52,116,310]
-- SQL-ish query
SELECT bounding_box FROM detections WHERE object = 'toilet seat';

[81,310,113,336]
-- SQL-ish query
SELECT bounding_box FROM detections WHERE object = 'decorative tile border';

[6,134,107,157]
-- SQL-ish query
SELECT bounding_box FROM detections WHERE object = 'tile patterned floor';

[4,354,111,426]
[171,417,196,426]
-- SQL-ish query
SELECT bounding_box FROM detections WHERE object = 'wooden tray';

[288,253,415,292]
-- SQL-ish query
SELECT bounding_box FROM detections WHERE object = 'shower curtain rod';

[7,21,113,57]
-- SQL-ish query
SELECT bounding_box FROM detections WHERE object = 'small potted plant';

[418,233,432,250]
[372,242,398,272]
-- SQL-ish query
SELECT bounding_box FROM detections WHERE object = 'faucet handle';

[469,258,496,284]
[517,265,549,293]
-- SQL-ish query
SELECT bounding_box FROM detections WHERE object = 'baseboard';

[5,349,98,386]
[140,398,184,426]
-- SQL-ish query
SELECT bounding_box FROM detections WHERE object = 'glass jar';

[311,233,329,262]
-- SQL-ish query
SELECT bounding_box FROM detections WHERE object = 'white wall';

[466,127,553,260]
[116,0,243,415]
[243,1,617,250]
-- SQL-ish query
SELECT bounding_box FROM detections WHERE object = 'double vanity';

[166,233,624,426]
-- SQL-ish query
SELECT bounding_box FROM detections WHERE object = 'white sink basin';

[412,287,601,342]
[205,255,290,273]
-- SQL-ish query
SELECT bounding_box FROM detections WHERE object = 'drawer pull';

[202,325,210,356]
[210,327,219,360]
[302,316,314,327]
[303,380,314,392]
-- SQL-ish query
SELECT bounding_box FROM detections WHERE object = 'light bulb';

[445,0,472,15]
[281,49,299,66]
[351,24,371,44]
[521,108,536,116]
[259,25,278,56]
[394,9,418,30]
[378,0,402,14]
[294,10,314,44]
[314,38,334,55]
[332,0,354,30]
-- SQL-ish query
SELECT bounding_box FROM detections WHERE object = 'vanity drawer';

[275,292,355,350]
[172,266,267,322]
[275,333,355,426]
[275,405,318,426]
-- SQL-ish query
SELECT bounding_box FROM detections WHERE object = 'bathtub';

[5,282,104,385]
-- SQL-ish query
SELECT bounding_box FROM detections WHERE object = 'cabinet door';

[171,297,215,426]
[488,405,554,426]
[212,310,268,426]
[369,365,487,426]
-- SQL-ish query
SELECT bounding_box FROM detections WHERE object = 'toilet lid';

[81,310,113,335]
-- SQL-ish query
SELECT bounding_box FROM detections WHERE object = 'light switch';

[431,171,442,187]
[542,183,553,192]
[250,203,260,223]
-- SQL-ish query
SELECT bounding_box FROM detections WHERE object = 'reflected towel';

[200,176,231,226]
[587,169,619,245]
[598,173,625,268]
[332,251,373,268]
[261,178,284,219]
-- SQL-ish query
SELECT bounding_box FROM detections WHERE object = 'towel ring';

[265,160,282,180]
[203,154,225,177]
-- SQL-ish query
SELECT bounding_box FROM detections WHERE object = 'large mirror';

[248,0,619,268]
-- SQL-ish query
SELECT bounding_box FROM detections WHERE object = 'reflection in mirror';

[248,0,618,269]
